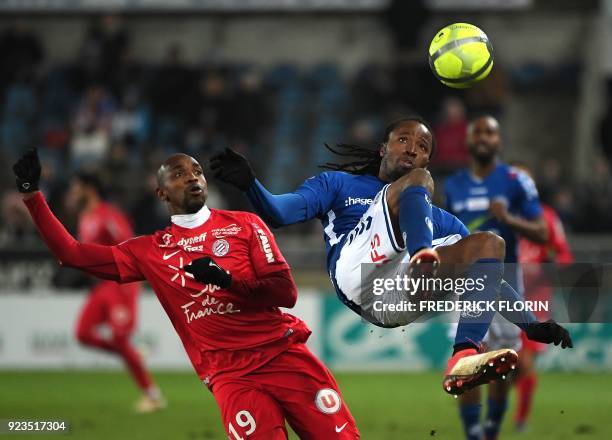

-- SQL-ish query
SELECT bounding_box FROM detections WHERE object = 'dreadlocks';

[319,116,437,176]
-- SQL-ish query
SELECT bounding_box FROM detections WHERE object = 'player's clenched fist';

[185,256,232,289]
[12,148,41,193]
[210,147,255,191]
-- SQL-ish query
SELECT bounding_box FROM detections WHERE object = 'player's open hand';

[525,319,573,349]
[12,148,41,193]
[184,256,232,289]
[210,147,255,191]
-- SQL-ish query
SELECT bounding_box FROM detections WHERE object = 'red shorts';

[76,281,140,339]
[520,331,547,353]
[212,343,359,439]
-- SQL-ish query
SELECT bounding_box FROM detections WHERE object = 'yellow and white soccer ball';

[428,23,494,89]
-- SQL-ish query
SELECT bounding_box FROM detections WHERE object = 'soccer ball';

[428,23,494,89]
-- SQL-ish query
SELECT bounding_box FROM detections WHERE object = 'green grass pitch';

[1,371,610,439]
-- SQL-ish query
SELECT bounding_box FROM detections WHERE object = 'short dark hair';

[75,171,105,196]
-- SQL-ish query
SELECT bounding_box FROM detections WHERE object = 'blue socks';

[454,259,504,348]
[484,397,507,439]
[460,403,483,440]
[498,280,538,330]
[399,186,433,255]
[460,399,507,440]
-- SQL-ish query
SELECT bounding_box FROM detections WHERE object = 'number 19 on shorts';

[228,410,256,439]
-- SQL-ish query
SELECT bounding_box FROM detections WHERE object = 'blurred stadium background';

[1,0,612,438]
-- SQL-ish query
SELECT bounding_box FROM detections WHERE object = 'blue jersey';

[445,163,542,266]
[294,171,468,270]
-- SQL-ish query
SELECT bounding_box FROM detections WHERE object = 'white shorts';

[333,184,461,308]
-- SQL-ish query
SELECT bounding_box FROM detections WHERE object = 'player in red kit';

[66,172,164,413]
[514,164,574,432]
[13,149,359,439]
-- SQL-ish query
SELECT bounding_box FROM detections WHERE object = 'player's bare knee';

[472,231,505,260]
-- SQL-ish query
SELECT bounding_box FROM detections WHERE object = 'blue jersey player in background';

[210,116,571,397]
[445,115,549,440]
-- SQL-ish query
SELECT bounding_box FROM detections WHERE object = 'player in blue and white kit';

[210,116,571,396]
[445,115,549,440]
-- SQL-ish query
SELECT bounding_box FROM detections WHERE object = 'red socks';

[515,374,537,424]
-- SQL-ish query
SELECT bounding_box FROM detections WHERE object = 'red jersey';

[519,205,573,265]
[519,205,573,321]
[78,202,134,245]
[110,208,310,385]
[79,202,140,297]
[25,193,308,387]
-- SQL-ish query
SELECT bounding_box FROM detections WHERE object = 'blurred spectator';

[230,69,271,146]
[431,97,469,173]
[465,67,511,118]
[384,0,430,52]
[350,64,394,119]
[77,14,130,90]
[1,75,37,157]
[573,156,612,232]
[73,85,115,131]
[535,157,563,205]
[0,191,37,246]
[70,86,115,167]
[148,44,193,148]
[111,86,146,145]
[38,67,76,160]
[109,45,144,100]
[599,79,612,166]
[551,186,574,227]
[185,69,234,152]
[0,20,44,93]
[392,62,443,120]
[346,117,379,147]
[99,140,139,209]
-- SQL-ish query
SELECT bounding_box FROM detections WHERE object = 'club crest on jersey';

[211,223,242,238]
[212,239,230,257]
[159,233,175,248]
[315,389,342,414]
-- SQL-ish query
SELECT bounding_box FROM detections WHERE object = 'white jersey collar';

[171,205,211,229]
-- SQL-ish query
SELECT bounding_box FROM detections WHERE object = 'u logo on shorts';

[315,389,341,414]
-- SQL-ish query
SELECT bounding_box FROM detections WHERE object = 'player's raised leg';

[435,233,517,395]
[213,379,289,440]
[382,164,516,395]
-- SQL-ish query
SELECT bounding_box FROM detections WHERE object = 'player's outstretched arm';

[13,149,122,281]
[210,147,310,227]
